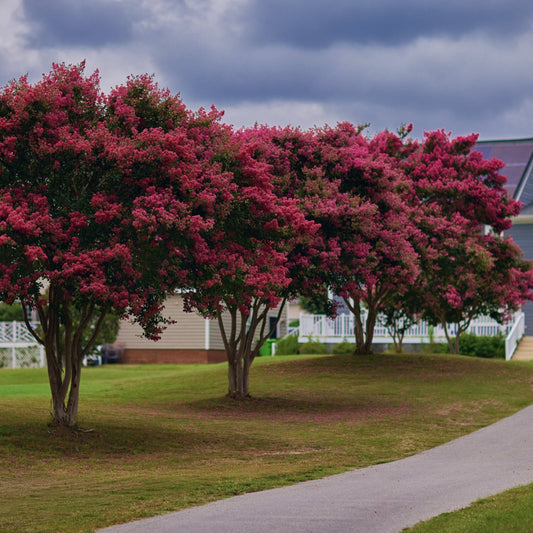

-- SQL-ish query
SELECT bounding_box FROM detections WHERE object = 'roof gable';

[475,138,533,201]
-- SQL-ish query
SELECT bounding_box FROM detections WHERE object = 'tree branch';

[22,305,44,345]
[81,305,109,358]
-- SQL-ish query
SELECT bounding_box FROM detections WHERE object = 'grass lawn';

[405,482,533,532]
[1,352,532,532]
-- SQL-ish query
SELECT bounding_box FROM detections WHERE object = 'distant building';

[476,137,533,333]
[115,294,288,364]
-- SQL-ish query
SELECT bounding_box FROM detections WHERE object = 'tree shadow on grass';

[0,413,299,459]
[0,390,413,462]
[181,393,412,424]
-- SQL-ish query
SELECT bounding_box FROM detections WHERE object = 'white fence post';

[505,312,525,360]
[12,321,17,368]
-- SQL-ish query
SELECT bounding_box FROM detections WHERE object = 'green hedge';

[332,341,356,355]
[275,334,299,355]
[275,335,329,355]
[423,333,505,358]
[277,333,504,358]
[0,302,24,321]
[299,340,328,354]
[459,333,505,359]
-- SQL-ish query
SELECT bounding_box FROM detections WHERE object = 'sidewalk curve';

[98,404,533,533]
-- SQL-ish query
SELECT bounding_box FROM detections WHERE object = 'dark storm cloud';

[159,37,519,121]
[144,0,532,142]
[6,0,533,139]
[158,45,321,103]
[153,0,533,109]
[21,0,143,47]
[243,0,533,48]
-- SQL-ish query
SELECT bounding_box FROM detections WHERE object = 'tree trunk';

[218,307,249,399]
[227,356,247,398]
[347,302,374,355]
[454,333,461,355]
[442,323,461,354]
[388,320,404,353]
[25,285,108,428]
[391,327,404,353]
[226,352,253,399]
[217,298,286,400]
[364,305,378,354]
[451,328,463,354]
[346,300,366,355]
[47,350,82,427]
[442,322,451,352]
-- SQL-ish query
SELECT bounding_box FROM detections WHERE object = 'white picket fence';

[0,321,45,368]
[299,311,525,361]
[1,311,526,367]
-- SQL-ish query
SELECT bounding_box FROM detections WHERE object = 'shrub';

[275,334,300,355]
[423,342,449,354]
[422,325,450,354]
[299,340,328,354]
[459,333,505,359]
[0,302,24,321]
[332,341,356,355]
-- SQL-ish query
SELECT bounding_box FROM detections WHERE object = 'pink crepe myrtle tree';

[182,125,318,399]
[397,130,533,353]
[238,124,352,316]
[0,64,227,426]
[238,123,422,355]
[419,229,532,353]
[240,123,423,355]
[310,124,421,354]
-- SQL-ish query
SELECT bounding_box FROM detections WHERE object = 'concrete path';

[512,336,533,361]
[98,405,533,533]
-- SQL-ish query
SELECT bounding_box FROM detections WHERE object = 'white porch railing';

[299,312,525,360]
[504,312,525,360]
[0,321,45,368]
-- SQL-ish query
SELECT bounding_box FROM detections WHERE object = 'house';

[475,137,533,333]
[115,294,289,364]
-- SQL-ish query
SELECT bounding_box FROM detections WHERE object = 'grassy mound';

[1,352,532,532]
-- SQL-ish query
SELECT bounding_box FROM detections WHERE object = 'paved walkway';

[98,405,533,533]
[512,336,533,361]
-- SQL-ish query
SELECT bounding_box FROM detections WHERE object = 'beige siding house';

[116,295,288,364]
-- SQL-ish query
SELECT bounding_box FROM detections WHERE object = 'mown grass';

[1,352,532,533]
[405,482,533,532]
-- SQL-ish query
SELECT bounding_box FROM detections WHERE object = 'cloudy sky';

[1,0,532,140]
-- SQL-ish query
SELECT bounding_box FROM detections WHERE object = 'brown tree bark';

[344,286,390,355]
[217,298,286,399]
[24,284,108,427]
